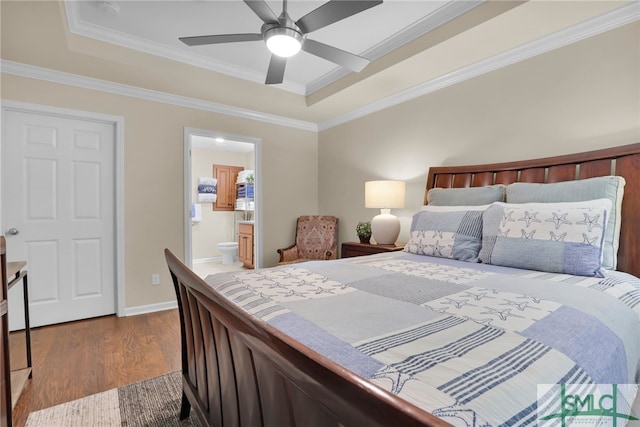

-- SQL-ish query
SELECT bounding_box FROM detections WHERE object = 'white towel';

[235,199,254,210]
[199,193,217,203]
[236,170,254,184]
[199,177,217,186]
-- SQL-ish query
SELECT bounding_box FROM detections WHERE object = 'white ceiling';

[38,0,635,128]
[65,0,482,94]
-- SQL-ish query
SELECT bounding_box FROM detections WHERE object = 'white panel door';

[3,109,116,329]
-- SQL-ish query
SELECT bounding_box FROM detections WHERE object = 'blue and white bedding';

[205,252,640,426]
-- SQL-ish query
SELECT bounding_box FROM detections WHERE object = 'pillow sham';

[478,199,612,277]
[405,205,486,262]
[505,176,624,270]
[427,184,505,206]
[420,204,491,212]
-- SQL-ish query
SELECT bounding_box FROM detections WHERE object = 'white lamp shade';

[365,180,405,208]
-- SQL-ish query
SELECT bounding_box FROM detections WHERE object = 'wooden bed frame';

[167,143,640,426]
[426,143,640,278]
[165,249,449,427]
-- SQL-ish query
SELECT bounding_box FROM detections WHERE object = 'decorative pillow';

[427,185,505,206]
[405,205,486,262]
[506,176,625,270]
[478,199,612,277]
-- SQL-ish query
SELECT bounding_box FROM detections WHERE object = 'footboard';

[165,249,449,427]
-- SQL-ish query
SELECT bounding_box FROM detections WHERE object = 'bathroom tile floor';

[192,260,246,279]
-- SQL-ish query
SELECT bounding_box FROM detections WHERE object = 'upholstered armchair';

[277,216,339,265]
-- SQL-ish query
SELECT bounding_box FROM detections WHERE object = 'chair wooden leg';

[179,391,191,420]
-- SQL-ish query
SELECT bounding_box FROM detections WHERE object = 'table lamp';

[365,180,405,245]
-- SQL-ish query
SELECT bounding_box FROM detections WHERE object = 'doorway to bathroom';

[183,127,261,277]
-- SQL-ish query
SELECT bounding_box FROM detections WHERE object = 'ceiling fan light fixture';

[179,0,383,84]
[265,27,302,58]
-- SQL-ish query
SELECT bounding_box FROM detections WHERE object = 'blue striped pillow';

[405,205,486,262]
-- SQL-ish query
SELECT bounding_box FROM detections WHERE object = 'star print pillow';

[478,199,612,276]
[404,205,487,262]
[505,176,625,271]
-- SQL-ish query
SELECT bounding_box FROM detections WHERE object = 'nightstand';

[341,242,405,258]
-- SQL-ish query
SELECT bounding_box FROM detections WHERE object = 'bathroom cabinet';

[212,165,244,211]
[238,223,254,269]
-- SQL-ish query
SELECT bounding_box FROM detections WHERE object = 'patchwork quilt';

[205,252,640,426]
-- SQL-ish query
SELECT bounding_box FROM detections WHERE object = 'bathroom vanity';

[238,222,254,269]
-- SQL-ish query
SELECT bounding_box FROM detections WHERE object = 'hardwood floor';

[8,309,181,426]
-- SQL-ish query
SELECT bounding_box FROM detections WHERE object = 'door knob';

[7,228,19,236]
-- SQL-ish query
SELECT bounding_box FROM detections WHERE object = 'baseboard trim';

[124,301,178,317]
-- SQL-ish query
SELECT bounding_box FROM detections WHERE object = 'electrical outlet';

[152,274,160,285]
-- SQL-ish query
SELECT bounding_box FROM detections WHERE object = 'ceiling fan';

[179,0,383,85]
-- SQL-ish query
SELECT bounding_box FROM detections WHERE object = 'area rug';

[26,371,200,426]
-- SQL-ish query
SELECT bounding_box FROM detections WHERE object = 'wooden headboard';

[425,143,640,278]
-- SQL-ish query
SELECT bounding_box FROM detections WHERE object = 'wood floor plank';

[10,309,181,426]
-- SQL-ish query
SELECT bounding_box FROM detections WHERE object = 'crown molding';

[318,2,640,131]
[0,60,318,132]
[305,0,484,95]
[2,2,637,134]
[63,1,307,95]
[63,1,482,97]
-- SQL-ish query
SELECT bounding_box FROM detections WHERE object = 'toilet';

[217,242,238,265]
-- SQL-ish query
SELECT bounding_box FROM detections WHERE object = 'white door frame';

[183,127,262,269]
[1,100,126,317]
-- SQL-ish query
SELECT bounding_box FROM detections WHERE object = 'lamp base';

[371,209,400,245]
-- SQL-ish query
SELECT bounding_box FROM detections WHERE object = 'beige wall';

[1,2,637,312]
[191,148,253,260]
[318,22,640,250]
[0,74,318,309]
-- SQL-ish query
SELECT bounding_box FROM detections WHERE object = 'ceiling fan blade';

[295,0,382,34]
[243,0,279,24]
[180,33,263,46]
[265,55,287,84]
[302,38,369,72]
